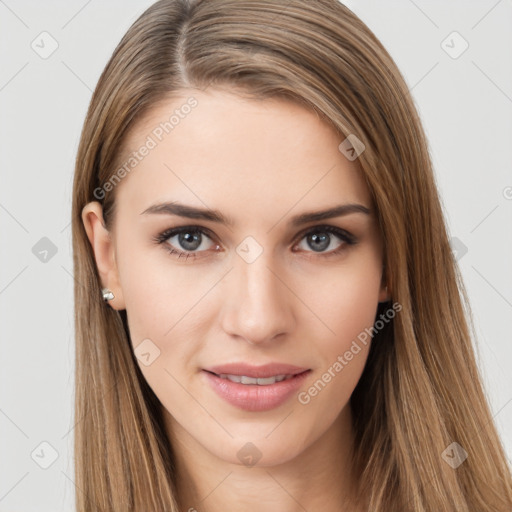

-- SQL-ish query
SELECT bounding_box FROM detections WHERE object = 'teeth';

[218,374,290,385]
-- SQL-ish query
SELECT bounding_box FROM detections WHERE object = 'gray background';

[1,0,511,510]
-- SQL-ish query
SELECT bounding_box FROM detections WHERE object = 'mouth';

[205,372,297,385]
[204,362,309,379]
[202,363,311,412]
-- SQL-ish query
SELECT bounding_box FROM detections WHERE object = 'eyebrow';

[140,201,371,227]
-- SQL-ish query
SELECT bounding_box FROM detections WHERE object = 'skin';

[82,88,388,511]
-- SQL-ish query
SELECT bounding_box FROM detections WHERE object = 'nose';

[220,252,296,346]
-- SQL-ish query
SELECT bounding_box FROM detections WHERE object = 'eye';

[152,226,219,261]
[293,225,357,257]
[153,224,357,261]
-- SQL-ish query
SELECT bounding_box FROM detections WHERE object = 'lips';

[202,363,311,411]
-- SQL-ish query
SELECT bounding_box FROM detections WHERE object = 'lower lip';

[203,370,311,412]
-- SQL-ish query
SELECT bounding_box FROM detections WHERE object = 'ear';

[81,201,125,310]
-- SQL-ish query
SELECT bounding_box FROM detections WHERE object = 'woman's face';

[84,88,387,467]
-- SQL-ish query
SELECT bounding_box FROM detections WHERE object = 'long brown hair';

[71,0,512,509]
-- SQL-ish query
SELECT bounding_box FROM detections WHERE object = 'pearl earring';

[102,288,115,301]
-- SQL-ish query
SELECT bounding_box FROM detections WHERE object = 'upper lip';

[204,363,310,378]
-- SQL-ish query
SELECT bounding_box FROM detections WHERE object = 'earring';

[379,285,390,304]
[102,288,115,301]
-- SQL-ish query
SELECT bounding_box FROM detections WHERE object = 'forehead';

[113,88,371,226]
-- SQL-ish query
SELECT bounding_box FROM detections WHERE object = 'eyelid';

[292,224,356,245]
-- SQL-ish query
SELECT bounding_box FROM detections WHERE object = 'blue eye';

[152,225,357,261]
[293,226,356,256]
[153,226,218,261]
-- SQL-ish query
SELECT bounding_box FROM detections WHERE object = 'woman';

[72,0,512,510]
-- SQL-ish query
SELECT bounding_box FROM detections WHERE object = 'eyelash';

[152,225,357,261]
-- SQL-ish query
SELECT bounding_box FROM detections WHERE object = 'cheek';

[298,277,378,423]
[116,238,206,342]
[298,251,381,404]
[115,244,207,408]
[306,252,382,343]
